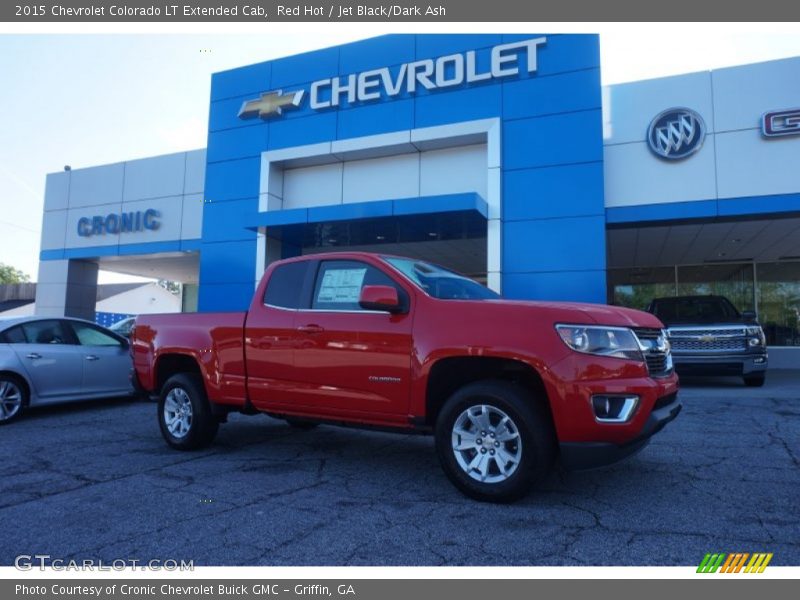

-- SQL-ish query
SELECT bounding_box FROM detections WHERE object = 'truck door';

[291,259,413,419]
[245,260,311,409]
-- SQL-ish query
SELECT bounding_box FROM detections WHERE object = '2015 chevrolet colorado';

[131,252,681,502]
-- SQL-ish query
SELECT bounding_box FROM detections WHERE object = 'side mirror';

[359,285,403,313]
[742,310,757,323]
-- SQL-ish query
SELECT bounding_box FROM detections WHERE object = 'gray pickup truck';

[647,295,768,387]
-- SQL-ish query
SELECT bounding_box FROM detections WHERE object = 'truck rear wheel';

[158,373,219,450]
[435,380,555,503]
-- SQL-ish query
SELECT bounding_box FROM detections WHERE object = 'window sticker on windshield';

[317,268,367,303]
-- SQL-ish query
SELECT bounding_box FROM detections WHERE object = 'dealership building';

[35,34,800,356]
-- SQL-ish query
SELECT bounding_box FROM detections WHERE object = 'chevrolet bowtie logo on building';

[647,108,706,160]
[238,90,305,119]
[697,552,773,573]
[237,37,547,120]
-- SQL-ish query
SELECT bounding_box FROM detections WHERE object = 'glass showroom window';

[609,267,676,310]
[756,262,800,347]
[676,263,755,314]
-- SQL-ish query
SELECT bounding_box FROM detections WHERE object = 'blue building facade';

[199,34,605,311]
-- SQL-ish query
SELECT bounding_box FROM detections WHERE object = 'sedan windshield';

[384,257,500,300]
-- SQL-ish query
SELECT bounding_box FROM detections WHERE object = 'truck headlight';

[746,326,766,347]
[555,325,643,361]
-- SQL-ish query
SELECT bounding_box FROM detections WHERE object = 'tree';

[0,263,30,284]
[157,279,181,295]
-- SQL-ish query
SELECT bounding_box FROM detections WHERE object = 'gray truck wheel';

[435,380,555,503]
[158,373,219,450]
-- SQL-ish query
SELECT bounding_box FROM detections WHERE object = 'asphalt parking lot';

[1,371,798,567]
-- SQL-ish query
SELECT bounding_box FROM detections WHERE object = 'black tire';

[286,418,318,430]
[744,374,766,387]
[158,373,219,450]
[434,380,556,503]
[0,374,27,425]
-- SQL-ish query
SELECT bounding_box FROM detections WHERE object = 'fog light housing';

[591,395,639,423]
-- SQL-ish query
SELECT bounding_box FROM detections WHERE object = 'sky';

[1,25,800,284]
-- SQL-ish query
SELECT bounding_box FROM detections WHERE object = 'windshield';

[651,297,740,322]
[384,257,500,300]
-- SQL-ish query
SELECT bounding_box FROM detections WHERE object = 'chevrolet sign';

[238,37,547,119]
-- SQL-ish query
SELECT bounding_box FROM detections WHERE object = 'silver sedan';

[0,316,134,424]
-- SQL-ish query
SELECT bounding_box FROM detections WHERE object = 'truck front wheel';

[435,380,555,503]
[158,373,219,450]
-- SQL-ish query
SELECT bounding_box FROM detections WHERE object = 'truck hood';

[481,299,665,329]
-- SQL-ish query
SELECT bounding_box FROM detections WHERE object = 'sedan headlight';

[555,325,643,361]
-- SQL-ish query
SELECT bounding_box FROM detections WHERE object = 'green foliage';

[0,263,30,284]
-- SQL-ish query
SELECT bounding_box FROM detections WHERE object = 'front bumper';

[672,351,767,376]
[560,391,682,470]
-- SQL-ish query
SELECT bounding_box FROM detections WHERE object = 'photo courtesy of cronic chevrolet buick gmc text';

[131,253,681,502]
[647,295,768,387]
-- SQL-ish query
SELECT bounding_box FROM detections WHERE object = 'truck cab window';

[264,261,310,309]
[312,260,401,311]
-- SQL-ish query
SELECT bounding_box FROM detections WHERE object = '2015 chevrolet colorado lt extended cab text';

[131,252,681,502]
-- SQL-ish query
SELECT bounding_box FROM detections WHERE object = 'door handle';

[26,353,41,359]
[85,355,99,361]
[297,324,324,334]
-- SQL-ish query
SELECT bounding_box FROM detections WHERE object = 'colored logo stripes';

[697,553,773,573]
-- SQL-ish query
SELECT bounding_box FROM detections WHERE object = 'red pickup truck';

[131,252,680,502]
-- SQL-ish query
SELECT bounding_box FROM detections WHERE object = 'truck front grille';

[667,327,748,353]
[632,327,672,378]
[670,338,746,352]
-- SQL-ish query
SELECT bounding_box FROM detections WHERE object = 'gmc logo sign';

[762,109,800,138]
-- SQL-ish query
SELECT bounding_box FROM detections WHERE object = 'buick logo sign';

[647,108,706,160]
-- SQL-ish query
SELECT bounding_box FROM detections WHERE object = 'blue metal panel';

[502,68,601,120]
[95,312,133,327]
[208,95,259,132]
[201,198,258,243]
[268,112,338,151]
[270,46,340,89]
[211,61,271,102]
[199,239,257,285]
[116,241,182,256]
[414,84,502,128]
[503,109,604,170]
[503,216,606,274]
[503,270,607,303]
[40,249,65,261]
[204,157,261,203]
[257,207,309,227]
[536,35,601,77]
[392,193,488,217]
[309,200,394,223]
[718,193,800,218]
[63,246,122,259]
[336,99,414,139]
[339,35,416,74]
[207,124,268,163]
[415,34,503,59]
[504,163,605,221]
[198,282,255,312]
[605,200,718,224]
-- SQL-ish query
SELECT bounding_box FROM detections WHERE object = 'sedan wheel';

[0,377,26,424]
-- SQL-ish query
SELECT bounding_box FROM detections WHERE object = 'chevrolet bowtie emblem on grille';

[238,90,304,119]
[699,335,717,343]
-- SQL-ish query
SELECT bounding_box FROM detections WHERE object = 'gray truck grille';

[671,338,746,352]
[667,327,747,353]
